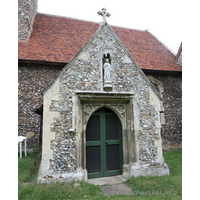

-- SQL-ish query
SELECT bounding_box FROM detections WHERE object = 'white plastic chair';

[18,136,27,158]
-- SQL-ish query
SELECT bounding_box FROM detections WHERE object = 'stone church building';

[18,1,182,181]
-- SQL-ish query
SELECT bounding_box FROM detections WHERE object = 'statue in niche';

[104,58,112,82]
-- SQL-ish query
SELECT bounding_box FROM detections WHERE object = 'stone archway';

[72,91,138,180]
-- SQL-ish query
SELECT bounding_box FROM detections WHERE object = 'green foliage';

[18,181,103,200]
[125,149,182,200]
[18,148,182,200]
[18,146,42,184]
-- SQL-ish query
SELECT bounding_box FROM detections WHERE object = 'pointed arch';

[85,104,125,131]
[73,91,138,180]
[85,107,123,178]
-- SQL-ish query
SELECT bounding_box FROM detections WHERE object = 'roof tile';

[18,13,181,71]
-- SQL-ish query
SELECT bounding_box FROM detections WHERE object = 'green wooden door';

[86,107,123,179]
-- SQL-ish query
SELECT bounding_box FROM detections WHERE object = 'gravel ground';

[100,183,132,195]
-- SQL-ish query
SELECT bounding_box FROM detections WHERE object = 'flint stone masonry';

[38,22,169,182]
[18,63,181,150]
[18,0,37,41]
[144,71,182,147]
[18,62,64,148]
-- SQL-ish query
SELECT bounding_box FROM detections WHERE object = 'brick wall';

[18,62,64,148]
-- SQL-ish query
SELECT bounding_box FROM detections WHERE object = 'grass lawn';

[18,147,42,185]
[18,148,182,199]
[125,149,182,200]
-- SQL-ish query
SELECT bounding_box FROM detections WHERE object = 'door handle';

[106,142,108,145]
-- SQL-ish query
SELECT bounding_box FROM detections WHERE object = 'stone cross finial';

[97,8,111,23]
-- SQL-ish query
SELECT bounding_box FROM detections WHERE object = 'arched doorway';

[86,107,123,179]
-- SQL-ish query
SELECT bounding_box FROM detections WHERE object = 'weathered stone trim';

[149,86,163,159]
[130,163,169,178]
[148,76,164,98]
[41,78,60,175]
[148,75,166,125]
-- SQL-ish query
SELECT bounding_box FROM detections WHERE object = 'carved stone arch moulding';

[83,103,126,125]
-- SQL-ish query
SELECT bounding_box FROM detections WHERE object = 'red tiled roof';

[18,13,181,72]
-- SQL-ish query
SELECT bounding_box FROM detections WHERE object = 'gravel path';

[100,183,133,195]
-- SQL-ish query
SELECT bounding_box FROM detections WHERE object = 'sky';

[38,0,184,54]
